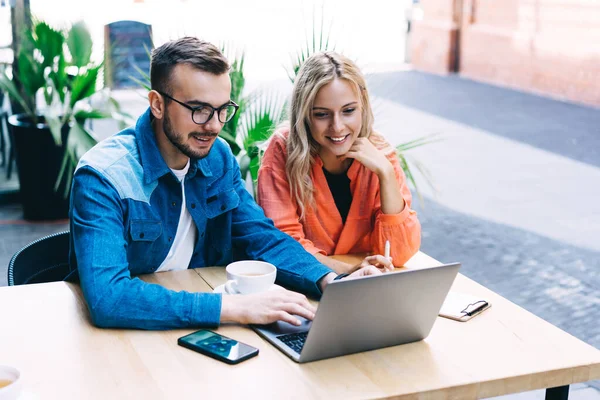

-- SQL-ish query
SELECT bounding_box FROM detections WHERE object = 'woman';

[257,52,421,274]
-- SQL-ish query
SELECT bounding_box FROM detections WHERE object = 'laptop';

[252,262,460,363]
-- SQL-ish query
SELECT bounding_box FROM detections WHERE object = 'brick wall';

[410,0,461,74]
[410,0,600,108]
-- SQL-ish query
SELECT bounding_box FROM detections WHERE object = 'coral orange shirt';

[257,129,421,266]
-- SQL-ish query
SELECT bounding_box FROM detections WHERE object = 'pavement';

[1,70,599,399]
[368,70,600,398]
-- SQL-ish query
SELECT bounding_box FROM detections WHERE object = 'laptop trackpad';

[258,317,312,335]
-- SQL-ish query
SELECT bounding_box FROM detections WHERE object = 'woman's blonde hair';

[286,51,374,219]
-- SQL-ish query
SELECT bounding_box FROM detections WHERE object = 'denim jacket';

[69,108,333,330]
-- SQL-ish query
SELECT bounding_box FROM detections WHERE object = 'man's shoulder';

[76,128,154,202]
[78,128,140,174]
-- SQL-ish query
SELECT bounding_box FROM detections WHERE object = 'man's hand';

[354,255,394,272]
[220,289,316,326]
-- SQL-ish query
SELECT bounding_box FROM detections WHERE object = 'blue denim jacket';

[69,108,333,330]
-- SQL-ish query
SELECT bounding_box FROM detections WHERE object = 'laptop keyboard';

[277,331,308,354]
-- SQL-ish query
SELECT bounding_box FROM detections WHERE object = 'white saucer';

[213,283,284,294]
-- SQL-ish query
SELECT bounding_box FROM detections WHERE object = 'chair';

[8,231,71,286]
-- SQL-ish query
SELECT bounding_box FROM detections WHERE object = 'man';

[69,37,383,330]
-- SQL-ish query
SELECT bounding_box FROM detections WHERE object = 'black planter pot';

[8,114,70,221]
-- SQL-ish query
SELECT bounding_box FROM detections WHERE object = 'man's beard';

[163,109,217,160]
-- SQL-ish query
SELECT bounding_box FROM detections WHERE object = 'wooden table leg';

[545,385,569,400]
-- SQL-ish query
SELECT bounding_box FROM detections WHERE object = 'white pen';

[384,240,390,260]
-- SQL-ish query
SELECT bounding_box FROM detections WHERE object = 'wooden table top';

[1,252,599,399]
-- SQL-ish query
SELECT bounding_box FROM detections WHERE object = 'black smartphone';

[178,329,259,365]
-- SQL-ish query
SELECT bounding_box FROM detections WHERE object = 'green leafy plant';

[395,134,442,205]
[287,12,334,83]
[128,42,153,92]
[237,91,285,183]
[0,19,132,196]
[219,48,246,156]
[220,49,285,187]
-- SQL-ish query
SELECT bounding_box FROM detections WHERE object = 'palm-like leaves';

[219,45,284,185]
[287,12,334,83]
[0,67,34,116]
[67,21,93,68]
[15,34,44,105]
[128,42,153,92]
[14,21,64,108]
[47,52,68,104]
[237,91,285,182]
[220,47,246,155]
[129,63,151,91]
[396,134,442,204]
[69,64,102,108]
[0,18,133,196]
[34,21,64,70]
[55,122,97,197]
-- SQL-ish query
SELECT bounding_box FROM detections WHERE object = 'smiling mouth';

[327,134,350,144]
[191,134,217,143]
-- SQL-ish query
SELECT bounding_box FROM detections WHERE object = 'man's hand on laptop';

[220,290,317,326]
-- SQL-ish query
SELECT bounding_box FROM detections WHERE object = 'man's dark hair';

[150,37,230,94]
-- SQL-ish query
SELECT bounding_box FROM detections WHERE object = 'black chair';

[8,231,71,286]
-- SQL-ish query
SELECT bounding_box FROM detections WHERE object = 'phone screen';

[178,330,258,364]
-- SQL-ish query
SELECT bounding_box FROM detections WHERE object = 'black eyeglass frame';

[157,90,239,125]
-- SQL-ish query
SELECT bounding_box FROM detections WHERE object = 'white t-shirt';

[156,160,197,272]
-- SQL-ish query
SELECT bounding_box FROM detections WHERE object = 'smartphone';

[178,329,259,364]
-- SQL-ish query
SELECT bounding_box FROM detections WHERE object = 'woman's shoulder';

[261,126,290,167]
[270,126,290,147]
[368,131,396,157]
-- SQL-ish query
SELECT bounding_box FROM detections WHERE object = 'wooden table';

[1,252,599,399]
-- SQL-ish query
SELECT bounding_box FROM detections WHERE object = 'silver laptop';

[252,262,460,363]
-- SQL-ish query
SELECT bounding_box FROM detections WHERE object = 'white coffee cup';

[0,365,21,400]
[225,261,277,294]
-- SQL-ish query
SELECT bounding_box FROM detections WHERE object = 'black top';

[322,167,352,224]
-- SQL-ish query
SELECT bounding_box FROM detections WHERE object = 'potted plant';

[0,19,130,220]
[219,51,285,193]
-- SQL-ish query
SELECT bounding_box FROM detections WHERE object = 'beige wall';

[410,0,461,74]
[410,0,600,108]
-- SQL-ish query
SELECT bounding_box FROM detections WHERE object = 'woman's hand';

[354,255,394,272]
[347,264,384,278]
[340,138,393,178]
[342,137,405,214]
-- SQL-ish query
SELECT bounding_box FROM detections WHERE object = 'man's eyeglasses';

[157,90,239,125]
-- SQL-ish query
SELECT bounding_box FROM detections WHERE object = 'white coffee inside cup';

[0,365,21,400]
[225,261,277,294]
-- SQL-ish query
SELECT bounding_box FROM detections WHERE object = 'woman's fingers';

[364,254,394,271]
